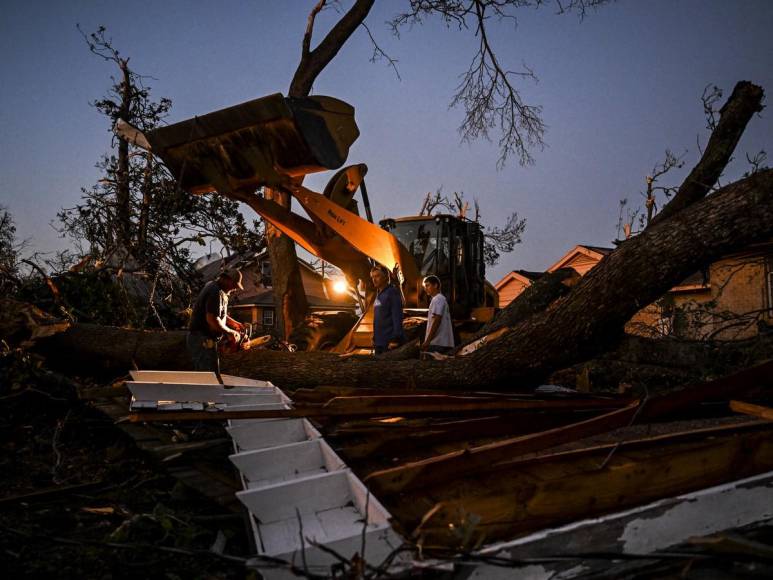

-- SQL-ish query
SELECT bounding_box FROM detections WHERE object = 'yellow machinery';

[123,93,497,350]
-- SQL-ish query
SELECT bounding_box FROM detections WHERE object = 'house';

[628,243,773,340]
[195,250,356,331]
[494,245,612,306]
[546,245,613,275]
[495,242,773,340]
[494,270,544,308]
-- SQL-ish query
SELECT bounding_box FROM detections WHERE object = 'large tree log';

[36,324,190,377]
[464,268,578,344]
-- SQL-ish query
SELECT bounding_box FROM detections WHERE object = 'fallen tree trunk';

[464,268,578,344]
[37,324,190,377]
[650,81,764,226]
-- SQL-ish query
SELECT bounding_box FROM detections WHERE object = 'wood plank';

[130,370,219,384]
[468,470,773,579]
[130,396,631,423]
[332,411,599,461]
[731,400,773,421]
[365,401,641,496]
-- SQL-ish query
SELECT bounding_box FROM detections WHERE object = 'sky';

[1,0,772,284]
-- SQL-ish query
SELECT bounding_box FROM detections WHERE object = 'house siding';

[498,278,531,307]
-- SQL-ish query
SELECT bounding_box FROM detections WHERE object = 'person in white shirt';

[420,275,455,354]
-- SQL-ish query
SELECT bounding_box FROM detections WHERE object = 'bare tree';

[643,149,686,224]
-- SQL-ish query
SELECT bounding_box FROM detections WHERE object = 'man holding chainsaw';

[187,268,245,373]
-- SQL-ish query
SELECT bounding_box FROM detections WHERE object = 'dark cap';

[222,268,244,290]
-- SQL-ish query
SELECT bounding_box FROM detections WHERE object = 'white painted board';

[129,370,219,384]
[227,419,320,451]
[230,439,346,489]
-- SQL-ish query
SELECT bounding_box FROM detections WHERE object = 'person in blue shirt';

[370,265,405,355]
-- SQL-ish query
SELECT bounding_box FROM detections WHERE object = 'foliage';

[0,206,20,294]
[55,26,264,326]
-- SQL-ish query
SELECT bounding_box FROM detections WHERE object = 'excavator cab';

[380,215,496,320]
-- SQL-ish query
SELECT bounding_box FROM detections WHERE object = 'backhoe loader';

[117,93,497,351]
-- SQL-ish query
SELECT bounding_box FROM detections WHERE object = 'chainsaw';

[218,323,274,354]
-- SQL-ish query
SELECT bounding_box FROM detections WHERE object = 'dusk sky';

[1,0,771,284]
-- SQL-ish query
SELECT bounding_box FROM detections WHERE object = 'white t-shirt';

[425,293,455,347]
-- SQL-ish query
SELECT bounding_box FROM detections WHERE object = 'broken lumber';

[365,360,773,495]
[393,420,773,548]
[730,400,773,421]
[130,394,630,423]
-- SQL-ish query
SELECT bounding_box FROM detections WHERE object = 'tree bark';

[36,324,190,377]
[263,187,308,341]
[115,59,133,251]
[464,268,579,344]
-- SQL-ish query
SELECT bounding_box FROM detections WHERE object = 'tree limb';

[289,0,376,97]
[650,81,764,227]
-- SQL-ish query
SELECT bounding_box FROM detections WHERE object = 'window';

[262,308,275,327]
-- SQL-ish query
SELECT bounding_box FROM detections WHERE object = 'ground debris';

[0,350,250,579]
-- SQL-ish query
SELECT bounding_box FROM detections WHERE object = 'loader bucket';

[145,93,359,194]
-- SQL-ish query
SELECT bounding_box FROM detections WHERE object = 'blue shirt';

[373,285,405,347]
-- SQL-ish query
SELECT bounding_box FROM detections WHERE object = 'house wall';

[558,254,602,276]
[300,268,327,298]
[498,278,531,308]
[626,253,772,340]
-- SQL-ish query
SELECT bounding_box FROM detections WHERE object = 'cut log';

[731,400,773,421]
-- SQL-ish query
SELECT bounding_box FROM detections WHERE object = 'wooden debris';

[395,420,773,548]
[365,360,773,495]
[129,394,631,423]
[730,400,773,421]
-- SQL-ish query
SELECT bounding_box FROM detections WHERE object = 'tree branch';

[289,0,376,97]
[301,0,327,59]
[649,81,764,227]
